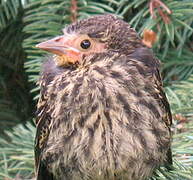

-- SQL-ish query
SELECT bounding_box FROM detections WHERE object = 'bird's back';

[35,48,172,180]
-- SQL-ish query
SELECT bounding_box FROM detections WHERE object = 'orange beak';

[36,36,80,64]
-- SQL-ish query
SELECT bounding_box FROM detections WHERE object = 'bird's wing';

[35,83,50,168]
[35,60,58,180]
[130,47,172,164]
[35,77,54,180]
[153,68,172,128]
[153,68,173,165]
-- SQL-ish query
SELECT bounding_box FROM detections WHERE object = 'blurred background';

[0,0,193,179]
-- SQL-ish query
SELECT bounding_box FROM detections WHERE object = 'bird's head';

[36,14,143,67]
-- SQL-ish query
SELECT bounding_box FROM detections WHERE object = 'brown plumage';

[35,14,172,180]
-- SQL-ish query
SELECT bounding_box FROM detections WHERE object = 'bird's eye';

[80,39,91,49]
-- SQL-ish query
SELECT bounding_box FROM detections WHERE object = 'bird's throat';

[54,55,79,67]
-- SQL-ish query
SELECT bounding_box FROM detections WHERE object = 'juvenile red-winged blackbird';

[35,14,172,180]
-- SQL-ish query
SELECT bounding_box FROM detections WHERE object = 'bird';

[35,14,172,180]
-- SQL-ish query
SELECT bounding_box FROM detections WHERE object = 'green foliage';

[0,0,21,31]
[161,49,193,84]
[0,0,33,134]
[166,75,193,115]
[0,0,193,179]
[0,123,35,179]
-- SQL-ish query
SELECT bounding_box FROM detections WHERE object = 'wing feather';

[130,47,172,165]
[34,59,59,180]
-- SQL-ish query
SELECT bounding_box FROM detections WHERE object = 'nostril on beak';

[53,36,64,43]
[55,38,62,42]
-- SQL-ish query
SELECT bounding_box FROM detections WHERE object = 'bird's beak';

[36,35,79,56]
[36,36,81,65]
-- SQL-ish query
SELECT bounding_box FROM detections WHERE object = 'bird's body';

[35,15,172,180]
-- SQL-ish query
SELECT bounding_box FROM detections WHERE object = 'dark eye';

[80,39,91,49]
